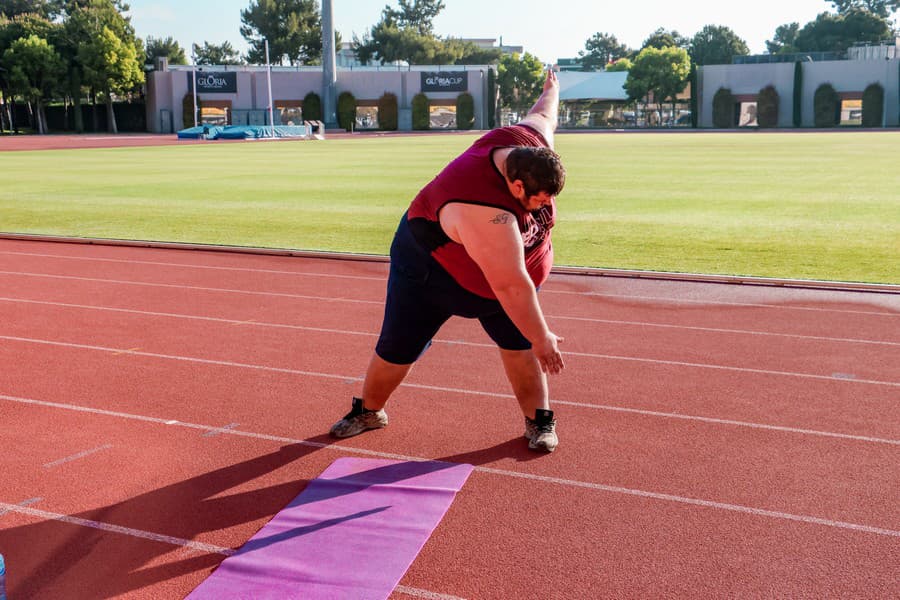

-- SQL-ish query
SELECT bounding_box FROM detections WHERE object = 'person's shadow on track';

[2,433,536,599]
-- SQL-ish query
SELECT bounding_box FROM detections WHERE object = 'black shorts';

[375,215,531,365]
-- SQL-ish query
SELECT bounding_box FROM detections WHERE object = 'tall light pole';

[321,0,338,129]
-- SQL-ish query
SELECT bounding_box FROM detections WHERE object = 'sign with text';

[188,71,237,94]
[421,71,468,93]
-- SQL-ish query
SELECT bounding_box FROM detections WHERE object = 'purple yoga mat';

[188,457,474,600]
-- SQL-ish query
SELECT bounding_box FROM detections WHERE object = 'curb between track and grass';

[1,232,898,295]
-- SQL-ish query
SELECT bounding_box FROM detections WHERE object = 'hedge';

[861,83,883,127]
[487,67,497,129]
[182,93,200,129]
[456,92,475,130]
[712,87,734,128]
[412,93,429,130]
[377,92,398,130]
[813,84,839,128]
[302,92,322,122]
[757,85,779,128]
[792,61,803,127]
[337,91,356,131]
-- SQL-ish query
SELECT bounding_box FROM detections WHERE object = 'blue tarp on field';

[177,125,311,140]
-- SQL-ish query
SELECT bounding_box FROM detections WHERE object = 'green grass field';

[1,131,898,284]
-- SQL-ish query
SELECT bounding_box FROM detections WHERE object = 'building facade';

[146,61,493,133]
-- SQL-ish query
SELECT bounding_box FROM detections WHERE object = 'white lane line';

[2,334,899,444]
[0,501,236,555]
[0,297,378,338]
[473,467,900,538]
[0,497,42,517]
[203,423,240,437]
[0,271,382,304]
[3,332,896,389]
[0,267,896,317]
[559,349,900,387]
[395,586,467,600]
[0,250,387,281]
[1,296,896,347]
[548,289,899,316]
[0,499,462,600]
[551,315,900,347]
[44,444,113,468]
[2,393,899,539]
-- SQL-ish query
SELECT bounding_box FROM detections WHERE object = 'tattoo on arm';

[490,213,510,225]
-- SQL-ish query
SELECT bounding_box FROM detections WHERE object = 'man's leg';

[498,347,549,417]
[360,353,415,411]
[499,348,558,452]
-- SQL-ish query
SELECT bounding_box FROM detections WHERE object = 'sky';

[126,0,844,63]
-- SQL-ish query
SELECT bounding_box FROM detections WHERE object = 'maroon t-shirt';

[406,125,555,299]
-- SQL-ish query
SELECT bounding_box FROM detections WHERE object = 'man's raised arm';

[519,69,560,148]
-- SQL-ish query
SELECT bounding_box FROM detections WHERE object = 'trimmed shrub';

[813,84,839,128]
[861,83,883,127]
[487,67,497,128]
[182,93,200,129]
[412,93,430,130]
[689,65,698,128]
[302,92,322,122]
[456,92,475,130]
[377,92,398,130]
[337,91,356,131]
[712,87,734,128]
[792,61,803,127]
[757,85,779,128]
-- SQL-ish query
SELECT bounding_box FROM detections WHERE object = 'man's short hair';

[505,147,566,198]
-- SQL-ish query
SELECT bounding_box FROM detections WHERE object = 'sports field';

[2,130,898,283]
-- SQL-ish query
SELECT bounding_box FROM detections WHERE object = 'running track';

[0,237,898,599]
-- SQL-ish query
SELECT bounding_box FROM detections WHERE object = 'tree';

[192,41,242,65]
[641,27,689,50]
[496,52,544,114]
[0,0,61,18]
[381,0,445,35]
[352,1,493,66]
[68,0,144,134]
[831,0,899,17]
[145,35,186,65]
[605,57,632,72]
[766,22,800,54]
[689,25,749,66]
[579,32,629,71]
[625,46,691,126]
[794,9,893,53]
[240,0,330,65]
[2,34,64,133]
[442,37,501,65]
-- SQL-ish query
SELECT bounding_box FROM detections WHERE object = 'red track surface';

[1,238,898,599]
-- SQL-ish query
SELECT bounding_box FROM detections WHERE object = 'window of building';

[429,105,456,129]
[201,106,228,126]
[738,102,758,127]
[840,99,862,126]
[355,106,379,130]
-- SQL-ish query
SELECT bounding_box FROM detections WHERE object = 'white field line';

[0,271,383,304]
[0,261,897,317]
[0,501,236,555]
[44,444,113,468]
[2,331,897,389]
[2,393,899,539]
[2,333,900,445]
[0,250,387,281]
[1,296,897,347]
[0,498,456,599]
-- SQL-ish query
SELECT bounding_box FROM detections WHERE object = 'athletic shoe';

[524,408,558,452]
[329,397,388,438]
